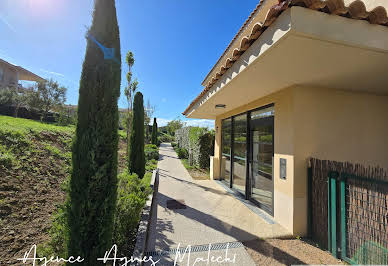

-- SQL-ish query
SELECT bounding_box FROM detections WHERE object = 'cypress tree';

[128,92,145,178]
[151,117,158,145]
[67,0,121,264]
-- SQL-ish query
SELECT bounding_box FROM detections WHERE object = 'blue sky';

[0,0,259,127]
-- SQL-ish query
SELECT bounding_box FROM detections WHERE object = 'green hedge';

[175,127,215,169]
[113,170,151,256]
[145,144,159,161]
[176,147,188,159]
[158,132,174,143]
[198,132,214,169]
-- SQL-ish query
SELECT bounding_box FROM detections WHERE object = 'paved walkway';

[146,143,290,266]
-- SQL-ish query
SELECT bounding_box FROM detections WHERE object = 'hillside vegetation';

[0,115,156,264]
[0,115,73,264]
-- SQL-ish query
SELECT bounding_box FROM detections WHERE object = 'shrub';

[198,132,214,169]
[159,132,174,143]
[145,144,159,161]
[176,147,188,159]
[146,159,157,172]
[171,142,177,148]
[145,144,158,149]
[113,171,151,256]
[175,127,214,169]
[67,0,121,263]
[128,92,145,178]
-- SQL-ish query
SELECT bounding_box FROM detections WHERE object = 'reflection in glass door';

[232,114,247,196]
[250,108,274,215]
[220,118,232,187]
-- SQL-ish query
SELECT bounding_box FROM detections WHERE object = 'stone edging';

[131,168,159,266]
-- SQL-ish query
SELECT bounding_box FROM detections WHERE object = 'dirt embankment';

[0,129,128,265]
[0,130,73,265]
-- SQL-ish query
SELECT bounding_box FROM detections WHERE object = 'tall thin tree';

[67,0,121,264]
[128,92,145,178]
[124,51,138,154]
[151,117,158,145]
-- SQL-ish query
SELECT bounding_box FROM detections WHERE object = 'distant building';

[0,58,45,89]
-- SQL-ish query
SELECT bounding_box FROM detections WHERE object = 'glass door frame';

[247,111,274,216]
[219,103,275,216]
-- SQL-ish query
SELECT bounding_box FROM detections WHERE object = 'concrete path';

[146,143,289,266]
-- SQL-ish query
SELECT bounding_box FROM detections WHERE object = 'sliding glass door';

[220,104,274,215]
[249,107,274,215]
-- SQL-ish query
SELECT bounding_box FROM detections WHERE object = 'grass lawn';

[173,148,210,180]
[0,115,74,135]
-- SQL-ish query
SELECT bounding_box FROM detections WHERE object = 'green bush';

[145,144,157,149]
[198,132,214,169]
[159,132,174,143]
[145,144,159,161]
[146,159,158,172]
[171,142,177,148]
[113,171,151,256]
[176,147,188,159]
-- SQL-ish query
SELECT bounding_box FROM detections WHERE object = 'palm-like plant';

[124,51,138,153]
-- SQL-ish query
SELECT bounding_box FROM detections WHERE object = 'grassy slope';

[0,115,75,134]
[0,115,74,265]
[0,116,154,264]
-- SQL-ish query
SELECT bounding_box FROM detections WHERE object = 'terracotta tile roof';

[183,0,388,115]
[201,1,266,86]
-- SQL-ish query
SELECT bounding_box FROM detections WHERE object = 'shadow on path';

[158,172,229,197]
[151,192,306,265]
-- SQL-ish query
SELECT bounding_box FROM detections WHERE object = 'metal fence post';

[328,174,331,253]
[340,173,347,260]
[328,171,338,258]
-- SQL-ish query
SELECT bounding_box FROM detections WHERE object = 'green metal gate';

[328,171,388,264]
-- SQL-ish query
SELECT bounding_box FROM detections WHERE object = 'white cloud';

[184,119,214,129]
[0,14,16,33]
[156,118,172,127]
[156,118,214,129]
[40,69,65,77]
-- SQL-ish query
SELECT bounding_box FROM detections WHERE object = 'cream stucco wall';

[292,86,388,235]
[212,86,388,236]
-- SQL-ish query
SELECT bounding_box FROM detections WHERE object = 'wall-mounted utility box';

[280,158,287,179]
